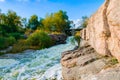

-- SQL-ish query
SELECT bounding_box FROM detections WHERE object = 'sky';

[0,0,104,20]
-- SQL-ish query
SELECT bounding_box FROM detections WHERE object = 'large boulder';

[80,0,120,62]
[49,34,67,45]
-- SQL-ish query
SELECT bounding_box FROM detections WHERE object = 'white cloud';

[0,0,5,2]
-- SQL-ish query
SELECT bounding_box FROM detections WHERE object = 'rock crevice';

[102,0,111,56]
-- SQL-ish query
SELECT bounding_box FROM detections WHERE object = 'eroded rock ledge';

[61,42,120,80]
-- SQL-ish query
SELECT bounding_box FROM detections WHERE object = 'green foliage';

[42,10,70,32]
[7,36,16,46]
[21,18,27,28]
[37,18,44,30]
[81,16,89,28]
[0,9,70,52]
[74,35,81,46]
[10,40,30,53]
[28,15,39,30]
[71,35,81,46]
[0,10,22,33]
[0,36,16,49]
[109,57,119,65]
[27,30,53,49]
[0,37,9,49]
[8,33,21,40]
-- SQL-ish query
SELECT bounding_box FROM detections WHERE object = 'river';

[0,37,77,80]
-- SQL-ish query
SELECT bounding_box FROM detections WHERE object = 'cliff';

[81,0,120,62]
[61,0,120,80]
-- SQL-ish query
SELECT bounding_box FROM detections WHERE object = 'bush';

[71,35,81,46]
[8,33,21,40]
[0,37,9,49]
[0,36,16,50]
[27,30,53,49]
[7,36,16,46]
[109,57,119,65]
[10,40,30,53]
[74,35,81,45]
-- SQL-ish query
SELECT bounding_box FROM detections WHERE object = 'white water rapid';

[0,37,77,80]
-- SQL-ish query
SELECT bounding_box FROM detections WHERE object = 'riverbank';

[0,33,67,55]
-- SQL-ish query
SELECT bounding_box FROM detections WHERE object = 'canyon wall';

[81,0,120,62]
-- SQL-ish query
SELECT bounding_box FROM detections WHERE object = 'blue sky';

[0,0,104,20]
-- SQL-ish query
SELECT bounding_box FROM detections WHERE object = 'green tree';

[37,18,44,30]
[21,18,27,28]
[28,15,39,30]
[81,16,88,28]
[0,9,2,24]
[0,10,22,34]
[42,14,54,32]
[53,10,70,32]
[42,10,70,32]
[7,10,21,32]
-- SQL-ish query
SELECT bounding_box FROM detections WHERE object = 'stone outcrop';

[49,34,67,45]
[61,0,120,80]
[61,42,119,80]
[80,0,120,62]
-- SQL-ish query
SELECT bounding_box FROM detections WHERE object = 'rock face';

[61,42,120,80]
[80,0,120,62]
[61,0,120,80]
[61,43,104,80]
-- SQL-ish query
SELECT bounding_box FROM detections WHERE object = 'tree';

[53,10,70,32]
[21,18,27,28]
[28,15,39,30]
[37,18,44,30]
[81,16,88,28]
[42,14,54,32]
[42,10,71,32]
[0,10,22,33]
[0,9,2,24]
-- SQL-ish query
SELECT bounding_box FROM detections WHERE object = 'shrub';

[0,37,9,49]
[8,33,21,40]
[74,35,81,46]
[7,36,16,46]
[10,40,30,53]
[27,30,53,49]
[0,36,16,50]
[71,35,81,46]
[109,57,119,65]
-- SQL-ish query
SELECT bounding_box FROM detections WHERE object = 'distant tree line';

[0,9,71,35]
[0,9,71,51]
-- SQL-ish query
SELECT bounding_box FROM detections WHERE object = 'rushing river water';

[0,37,77,80]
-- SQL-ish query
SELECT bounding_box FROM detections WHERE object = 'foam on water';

[0,59,19,68]
[0,37,77,80]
